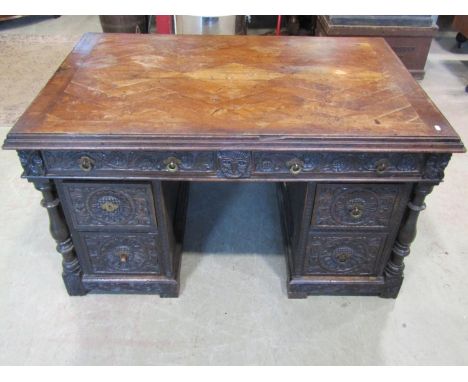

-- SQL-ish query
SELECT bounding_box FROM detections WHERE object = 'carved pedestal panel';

[278,179,437,299]
[51,180,188,296]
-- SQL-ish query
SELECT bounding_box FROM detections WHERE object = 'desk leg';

[382,183,434,298]
[33,180,87,296]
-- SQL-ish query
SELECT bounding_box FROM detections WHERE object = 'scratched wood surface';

[4,33,464,152]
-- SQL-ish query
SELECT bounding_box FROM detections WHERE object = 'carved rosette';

[87,189,135,224]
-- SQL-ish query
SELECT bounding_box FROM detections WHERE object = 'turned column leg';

[33,180,87,296]
[382,183,434,298]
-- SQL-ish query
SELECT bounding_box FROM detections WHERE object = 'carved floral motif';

[253,152,423,175]
[40,150,425,179]
[42,151,215,173]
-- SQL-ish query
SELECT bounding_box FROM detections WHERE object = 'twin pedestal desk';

[3,33,464,298]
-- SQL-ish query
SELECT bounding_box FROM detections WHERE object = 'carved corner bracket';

[423,153,452,181]
[18,150,45,177]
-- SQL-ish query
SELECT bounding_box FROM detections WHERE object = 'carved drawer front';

[79,232,161,274]
[311,184,402,228]
[42,151,215,175]
[39,151,426,180]
[252,152,423,178]
[305,233,386,275]
[61,182,157,230]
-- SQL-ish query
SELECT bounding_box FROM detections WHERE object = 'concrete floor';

[0,16,467,365]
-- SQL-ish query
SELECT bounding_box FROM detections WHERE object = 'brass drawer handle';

[166,161,179,172]
[118,251,129,263]
[79,156,95,172]
[336,252,350,263]
[349,205,363,219]
[164,157,181,172]
[375,159,388,174]
[101,201,119,213]
[287,159,304,175]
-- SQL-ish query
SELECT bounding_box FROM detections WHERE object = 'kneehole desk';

[3,33,464,298]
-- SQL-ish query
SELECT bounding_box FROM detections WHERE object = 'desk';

[3,33,464,298]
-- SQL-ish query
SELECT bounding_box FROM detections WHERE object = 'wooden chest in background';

[316,15,438,79]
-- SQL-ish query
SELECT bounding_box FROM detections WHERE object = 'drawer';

[305,232,386,275]
[43,151,215,175]
[311,184,403,228]
[253,152,423,178]
[78,232,161,274]
[60,181,157,230]
[41,150,423,180]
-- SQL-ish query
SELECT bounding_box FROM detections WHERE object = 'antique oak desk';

[3,33,464,298]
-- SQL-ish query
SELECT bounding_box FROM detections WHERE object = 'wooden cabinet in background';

[316,16,438,79]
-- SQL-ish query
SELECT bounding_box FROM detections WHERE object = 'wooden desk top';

[3,33,464,152]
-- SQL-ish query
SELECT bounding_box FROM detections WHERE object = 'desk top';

[3,33,464,152]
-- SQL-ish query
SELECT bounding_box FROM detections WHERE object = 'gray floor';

[0,16,467,365]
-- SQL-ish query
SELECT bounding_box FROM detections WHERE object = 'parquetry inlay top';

[4,33,463,152]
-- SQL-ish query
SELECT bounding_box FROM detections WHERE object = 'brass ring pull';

[166,161,179,172]
[375,159,388,174]
[349,205,363,219]
[118,252,129,263]
[79,156,95,172]
[289,162,303,175]
[164,157,180,172]
[101,201,119,213]
[336,253,350,263]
